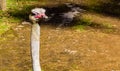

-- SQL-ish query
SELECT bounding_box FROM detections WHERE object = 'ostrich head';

[29,8,48,22]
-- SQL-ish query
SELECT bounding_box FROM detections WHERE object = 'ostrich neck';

[31,23,40,41]
[31,23,41,71]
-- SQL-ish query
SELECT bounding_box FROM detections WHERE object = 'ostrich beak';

[43,14,48,19]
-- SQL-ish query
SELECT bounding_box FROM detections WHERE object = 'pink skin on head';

[32,8,48,19]
[35,14,45,19]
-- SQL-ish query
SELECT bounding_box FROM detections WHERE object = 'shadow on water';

[8,2,120,35]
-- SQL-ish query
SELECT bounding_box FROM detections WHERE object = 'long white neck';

[31,23,41,71]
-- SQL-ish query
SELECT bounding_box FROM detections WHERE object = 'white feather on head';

[31,8,46,15]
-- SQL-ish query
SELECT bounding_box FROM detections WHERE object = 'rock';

[22,21,31,25]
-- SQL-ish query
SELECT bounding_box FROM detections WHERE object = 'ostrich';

[29,8,48,71]
[28,4,84,71]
